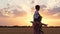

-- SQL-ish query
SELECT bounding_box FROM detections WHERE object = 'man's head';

[35,5,40,11]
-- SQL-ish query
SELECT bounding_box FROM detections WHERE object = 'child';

[31,5,44,34]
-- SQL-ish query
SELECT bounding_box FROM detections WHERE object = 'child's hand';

[30,21,33,23]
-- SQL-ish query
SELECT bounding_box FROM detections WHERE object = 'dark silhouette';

[31,5,47,34]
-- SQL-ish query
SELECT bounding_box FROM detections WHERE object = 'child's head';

[35,5,40,11]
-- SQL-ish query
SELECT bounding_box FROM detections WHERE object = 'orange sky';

[0,0,60,26]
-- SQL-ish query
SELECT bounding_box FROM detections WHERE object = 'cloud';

[47,7,60,14]
[46,0,60,9]
[0,14,9,18]
[12,9,27,17]
[0,9,9,18]
[40,5,47,9]
[39,0,60,19]
[0,7,27,18]
[44,7,60,19]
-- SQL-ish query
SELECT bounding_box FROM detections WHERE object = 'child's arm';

[41,23,48,26]
[30,21,34,23]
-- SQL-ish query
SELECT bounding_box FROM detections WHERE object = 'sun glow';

[42,18,48,24]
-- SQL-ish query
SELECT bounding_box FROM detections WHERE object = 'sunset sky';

[0,0,60,26]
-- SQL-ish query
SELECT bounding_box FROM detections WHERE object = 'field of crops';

[0,27,60,34]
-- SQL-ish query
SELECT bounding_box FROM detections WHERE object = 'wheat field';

[0,27,60,34]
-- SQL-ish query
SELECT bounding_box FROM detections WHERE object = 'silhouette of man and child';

[31,5,47,34]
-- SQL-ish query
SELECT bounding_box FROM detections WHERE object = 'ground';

[0,27,60,34]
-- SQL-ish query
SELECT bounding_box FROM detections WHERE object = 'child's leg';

[34,22,41,34]
[33,22,38,34]
[37,22,44,34]
[39,29,44,34]
[39,25,44,34]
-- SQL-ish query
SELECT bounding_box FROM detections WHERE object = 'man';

[31,5,44,34]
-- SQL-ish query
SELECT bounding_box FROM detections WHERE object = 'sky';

[0,0,60,26]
